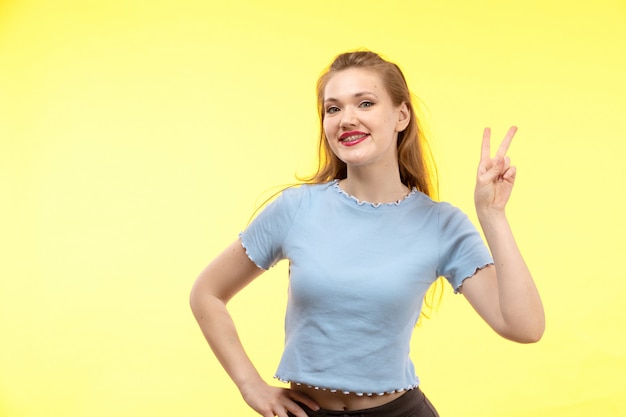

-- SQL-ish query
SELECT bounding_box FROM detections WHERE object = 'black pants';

[288,387,440,417]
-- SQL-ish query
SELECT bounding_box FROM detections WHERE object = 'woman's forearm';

[478,211,545,342]
[190,289,266,392]
[189,241,269,395]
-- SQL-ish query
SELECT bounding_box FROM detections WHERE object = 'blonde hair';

[302,50,438,199]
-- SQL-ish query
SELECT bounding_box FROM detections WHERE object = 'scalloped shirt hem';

[454,262,495,294]
[274,375,419,397]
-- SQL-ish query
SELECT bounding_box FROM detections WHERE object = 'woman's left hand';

[474,126,518,215]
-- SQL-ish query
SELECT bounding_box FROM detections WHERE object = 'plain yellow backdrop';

[1,0,625,416]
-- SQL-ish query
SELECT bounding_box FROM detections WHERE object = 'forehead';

[323,68,387,100]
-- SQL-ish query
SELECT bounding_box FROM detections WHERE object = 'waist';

[290,383,408,411]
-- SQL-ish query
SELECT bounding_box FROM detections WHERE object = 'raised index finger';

[495,126,518,158]
[480,127,492,162]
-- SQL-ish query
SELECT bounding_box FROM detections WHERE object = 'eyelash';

[325,101,375,114]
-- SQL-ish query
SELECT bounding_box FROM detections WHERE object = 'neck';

[340,164,409,204]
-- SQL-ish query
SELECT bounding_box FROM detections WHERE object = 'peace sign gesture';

[474,126,518,215]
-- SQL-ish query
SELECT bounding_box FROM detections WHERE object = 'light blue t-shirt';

[240,180,493,395]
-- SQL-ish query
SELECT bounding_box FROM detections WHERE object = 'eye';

[359,101,374,108]
[325,106,340,114]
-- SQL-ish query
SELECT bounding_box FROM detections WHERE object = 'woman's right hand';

[240,381,320,417]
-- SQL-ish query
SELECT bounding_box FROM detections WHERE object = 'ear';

[396,102,410,132]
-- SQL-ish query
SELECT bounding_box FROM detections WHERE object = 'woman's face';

[322,68,409,172]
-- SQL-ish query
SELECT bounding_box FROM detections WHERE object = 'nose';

[339,107,358,129]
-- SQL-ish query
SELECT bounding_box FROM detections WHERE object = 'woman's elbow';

[503,320,545,344]
[189,279,212,318]
[514,329,544,344]
[189,284,202,317]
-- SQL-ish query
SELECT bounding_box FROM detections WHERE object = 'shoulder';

[278,182,317,201]
[403,190,448,214]
[414,197,475,232]
[261,181,334,215]
[279,181,335,202]
[429,198,469,218]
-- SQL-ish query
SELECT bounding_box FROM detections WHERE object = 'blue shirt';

[240,181,493,395]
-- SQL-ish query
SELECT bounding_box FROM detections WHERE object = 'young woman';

[190,51,545,417]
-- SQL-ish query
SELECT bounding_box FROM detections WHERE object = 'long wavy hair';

[302,50,438,199]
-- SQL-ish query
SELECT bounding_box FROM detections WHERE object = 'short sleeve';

[239,186,303,270]
[436,202,493,292]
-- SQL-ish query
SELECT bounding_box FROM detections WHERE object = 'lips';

[339,131,369,146]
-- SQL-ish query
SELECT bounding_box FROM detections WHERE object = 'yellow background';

[1,0,625,416]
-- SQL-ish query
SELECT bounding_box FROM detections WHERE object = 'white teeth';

[341,134,367,142]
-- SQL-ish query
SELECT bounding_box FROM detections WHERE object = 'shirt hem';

[454,262,494,294]
[274,375,419,397]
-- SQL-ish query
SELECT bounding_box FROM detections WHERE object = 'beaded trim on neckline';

[331,180,418,208]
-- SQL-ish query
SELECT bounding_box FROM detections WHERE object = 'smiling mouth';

[340,133,369,143]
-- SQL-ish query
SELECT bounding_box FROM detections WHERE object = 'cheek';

[322,117,336,137]
[323,120,340,154]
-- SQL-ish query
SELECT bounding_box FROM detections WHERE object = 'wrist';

[237,374,267,397]
[476,207,508,228]
[477,206,506,215]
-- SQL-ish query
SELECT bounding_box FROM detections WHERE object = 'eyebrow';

[324,91,378,104]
